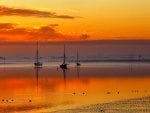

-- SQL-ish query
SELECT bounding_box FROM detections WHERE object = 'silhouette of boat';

[34,42,43,68]
[76,50,81,66]
[60,45,68,69]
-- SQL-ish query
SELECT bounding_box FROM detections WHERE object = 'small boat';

[76,62,81,66]
[34,42,43,68]
[60,45,68,69]
[60,63,67,69]
[34,62,42,67]
[76,50,81,66]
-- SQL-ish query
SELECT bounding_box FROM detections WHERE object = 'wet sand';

[51,96,150,113]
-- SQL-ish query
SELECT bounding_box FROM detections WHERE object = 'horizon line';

[0,39,150,43]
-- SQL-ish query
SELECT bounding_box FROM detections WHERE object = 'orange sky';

[0,0,150,41]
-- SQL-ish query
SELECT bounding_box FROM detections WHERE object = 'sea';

[0,40,150,112]
[0,40,150,63]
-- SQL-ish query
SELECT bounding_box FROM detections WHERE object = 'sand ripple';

[51,96,150,113]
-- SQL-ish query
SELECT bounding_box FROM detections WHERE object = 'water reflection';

[61,66,81,90]
[62,68,67,88]
[35,67,41,95]
[0,63,149,112]
[76,66,80,80]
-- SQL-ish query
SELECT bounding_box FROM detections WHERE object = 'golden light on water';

[0,63,149,112]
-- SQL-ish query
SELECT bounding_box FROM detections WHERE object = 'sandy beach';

[51,96,150,113]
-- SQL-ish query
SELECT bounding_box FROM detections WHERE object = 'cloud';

[80,34,90,40]
[0,23,90,42]
[0,23,15,29]
[49,24,59,27]
[0,6,76,19]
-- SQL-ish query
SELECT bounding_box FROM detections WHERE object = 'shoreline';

[51,96,150,113]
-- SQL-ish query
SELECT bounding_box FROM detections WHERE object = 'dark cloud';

[0,6,76,19]
[0,23,90,41]
[49,24,59,27]
[0,23,15,29]
[80,34,90,40]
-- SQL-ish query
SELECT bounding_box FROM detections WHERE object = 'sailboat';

[76,50,81,66]
[60,45,67,69]
[34,42,43,68]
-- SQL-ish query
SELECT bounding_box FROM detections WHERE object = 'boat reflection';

[35,67,41,95]
[76,66,80,80]
[61,66,81,89]
[0,63,149,112]
[62,68,67,88]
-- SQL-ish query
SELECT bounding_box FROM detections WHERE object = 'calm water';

[1,40,150,63]
[0,62,150,112]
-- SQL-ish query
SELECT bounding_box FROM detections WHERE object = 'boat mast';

[36,41,39,63]
[63,44,66,64]
[77,49,79,64]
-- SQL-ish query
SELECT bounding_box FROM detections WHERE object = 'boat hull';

[34,62,43,68]
[60,64,67,69]
[76,63,81,66]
